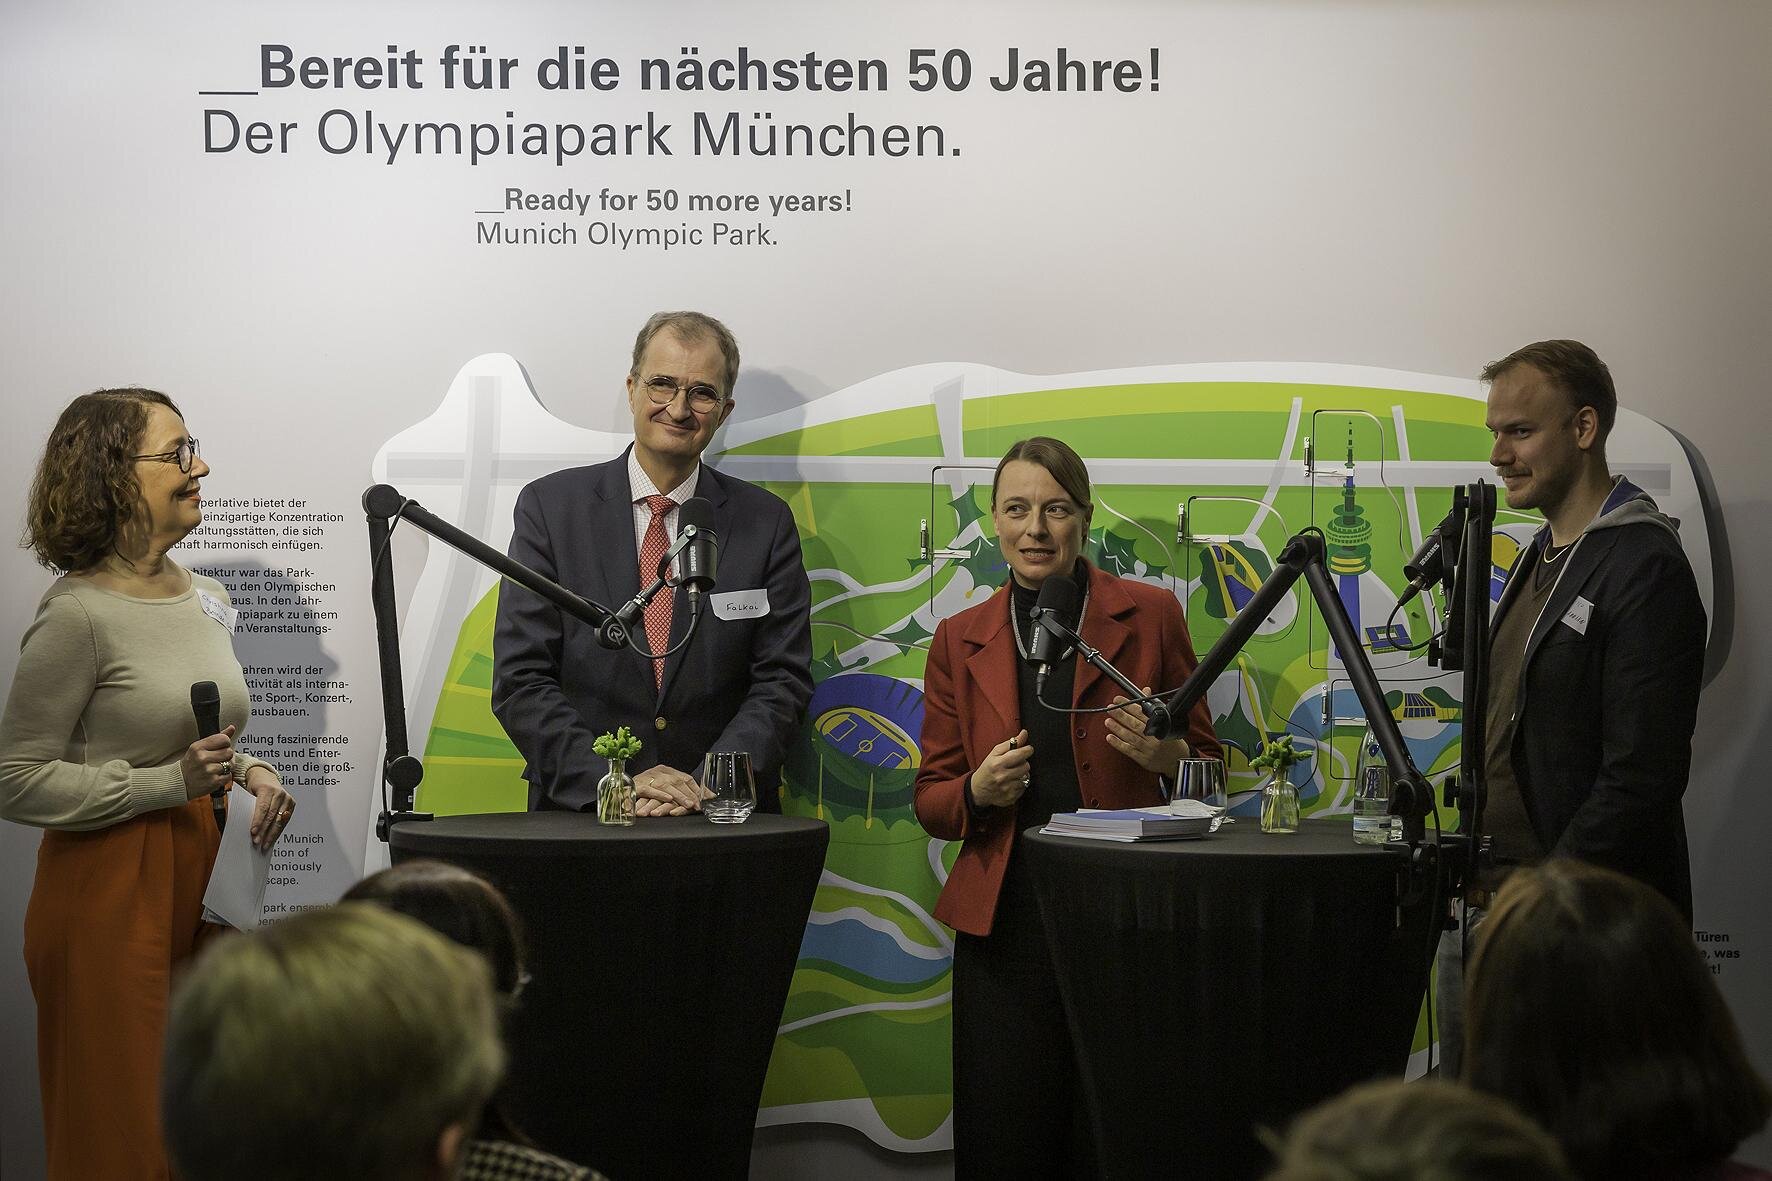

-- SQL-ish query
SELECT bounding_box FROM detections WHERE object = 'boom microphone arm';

[1144,531,1433,845]
[363,483,643,841]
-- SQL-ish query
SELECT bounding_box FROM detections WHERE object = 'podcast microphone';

[191,681,226,831]
[675,496,720,615]
[1029,574,1083,699]
[1397,507,1459,607]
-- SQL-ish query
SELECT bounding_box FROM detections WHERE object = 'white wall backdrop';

[4,2,1769,1176]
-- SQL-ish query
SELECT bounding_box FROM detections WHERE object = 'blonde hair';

[163,904,506,1181]
[1265,1078,1571,1181]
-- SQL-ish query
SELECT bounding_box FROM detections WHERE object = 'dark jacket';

[492,450,813,812]
[1492,477,1706,919]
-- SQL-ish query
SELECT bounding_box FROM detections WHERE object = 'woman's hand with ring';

[242,766,295,852]
[181,724,236,800]
[969,730,1034,809]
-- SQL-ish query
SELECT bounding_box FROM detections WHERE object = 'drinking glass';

[702,751,757,824]
[1169,758,1227,814]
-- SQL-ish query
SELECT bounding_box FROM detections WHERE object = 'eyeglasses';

[640,375,724,414]
[131,437,201,473]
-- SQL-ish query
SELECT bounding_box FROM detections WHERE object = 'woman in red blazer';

[914,437,1220,1177]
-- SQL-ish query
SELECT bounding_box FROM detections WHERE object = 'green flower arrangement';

[1248,734,1298,775]
[593,727,642,825]
[1251,734,1301,833]
[593,726,643,762]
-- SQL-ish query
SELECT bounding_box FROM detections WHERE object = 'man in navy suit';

[492,311,813,816]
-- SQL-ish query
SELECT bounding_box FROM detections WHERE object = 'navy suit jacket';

[491,449,813,812]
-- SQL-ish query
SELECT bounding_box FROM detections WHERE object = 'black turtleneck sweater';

[988,570,1085,936]
[1008,571,1082,829]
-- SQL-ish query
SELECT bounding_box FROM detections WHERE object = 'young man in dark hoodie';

[1438,339,1707,1075]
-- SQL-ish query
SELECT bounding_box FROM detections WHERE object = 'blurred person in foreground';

[0,388,294,1179]
[345,859,608,1181]
[1465,860,1771,1180]
[162,903,503,1181]
[914,436,1220,1176]
[1264,1077,1573,1181]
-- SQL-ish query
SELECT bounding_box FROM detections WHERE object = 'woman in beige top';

[0,388,296,1181]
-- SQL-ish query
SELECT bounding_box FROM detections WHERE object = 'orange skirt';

[23,795,223,1181]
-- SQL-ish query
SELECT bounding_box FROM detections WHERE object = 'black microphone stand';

[1429,483,1495,936]
[362,483,697,842]
[1146,529,1437,843]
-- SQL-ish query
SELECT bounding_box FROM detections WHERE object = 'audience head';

[344,859,528,998]
[1264,1078,1572,1181]
[162,904,505,1181]
[1465,859,1771,1179]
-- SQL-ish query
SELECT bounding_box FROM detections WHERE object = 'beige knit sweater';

[0,568,276,831]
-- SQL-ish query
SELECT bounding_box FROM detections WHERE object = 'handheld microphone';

[675,496,720,615]
[191,681,226,830]
[1029,574,1083,699]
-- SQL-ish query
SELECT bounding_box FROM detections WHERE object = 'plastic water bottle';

[1353,730,1393,845]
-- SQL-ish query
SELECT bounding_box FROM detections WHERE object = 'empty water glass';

[1169,758,1227,813]
[702,751,757,824]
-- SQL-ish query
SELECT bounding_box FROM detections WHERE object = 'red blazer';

[914,562,1222,936]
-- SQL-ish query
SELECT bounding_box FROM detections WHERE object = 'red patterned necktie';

[638,494,676,689]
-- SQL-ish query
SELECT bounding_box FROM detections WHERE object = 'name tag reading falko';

[710,588,770,620]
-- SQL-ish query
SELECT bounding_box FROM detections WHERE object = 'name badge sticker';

[1561,595,1593,637]
[710,588,770,621]
[197,589,239,634]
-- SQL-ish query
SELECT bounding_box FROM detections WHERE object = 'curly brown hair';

[25,388,182,573]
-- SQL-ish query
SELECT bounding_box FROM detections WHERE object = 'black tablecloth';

[1022,818,1440,1180]
[390,812,829,1180]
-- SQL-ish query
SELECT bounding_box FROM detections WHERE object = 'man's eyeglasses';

[640,376,724,414]
[131,437,201,473]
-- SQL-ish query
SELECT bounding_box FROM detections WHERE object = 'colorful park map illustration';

[369,357,1712,1151]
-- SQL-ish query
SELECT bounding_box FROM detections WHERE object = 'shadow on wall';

[1667,426,1734,686]
[733,367,828,424]
[189,557,349,917]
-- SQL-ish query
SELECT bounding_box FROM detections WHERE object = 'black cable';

[369,499,414,582]
[810,618,933,650]
[1384,597,1440,653]
[625,595,703,662]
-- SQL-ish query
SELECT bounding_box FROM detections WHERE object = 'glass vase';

[1258,771,1299,834]
[597,758,635,826]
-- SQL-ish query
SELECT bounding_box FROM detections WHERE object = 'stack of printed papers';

[1040,801,1220,842]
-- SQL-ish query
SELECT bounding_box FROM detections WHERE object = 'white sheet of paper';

[200,793,271,930]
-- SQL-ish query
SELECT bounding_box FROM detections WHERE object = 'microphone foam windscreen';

[191,681,220,710]
[678,496,716,537]
[1034,571,1082,622]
